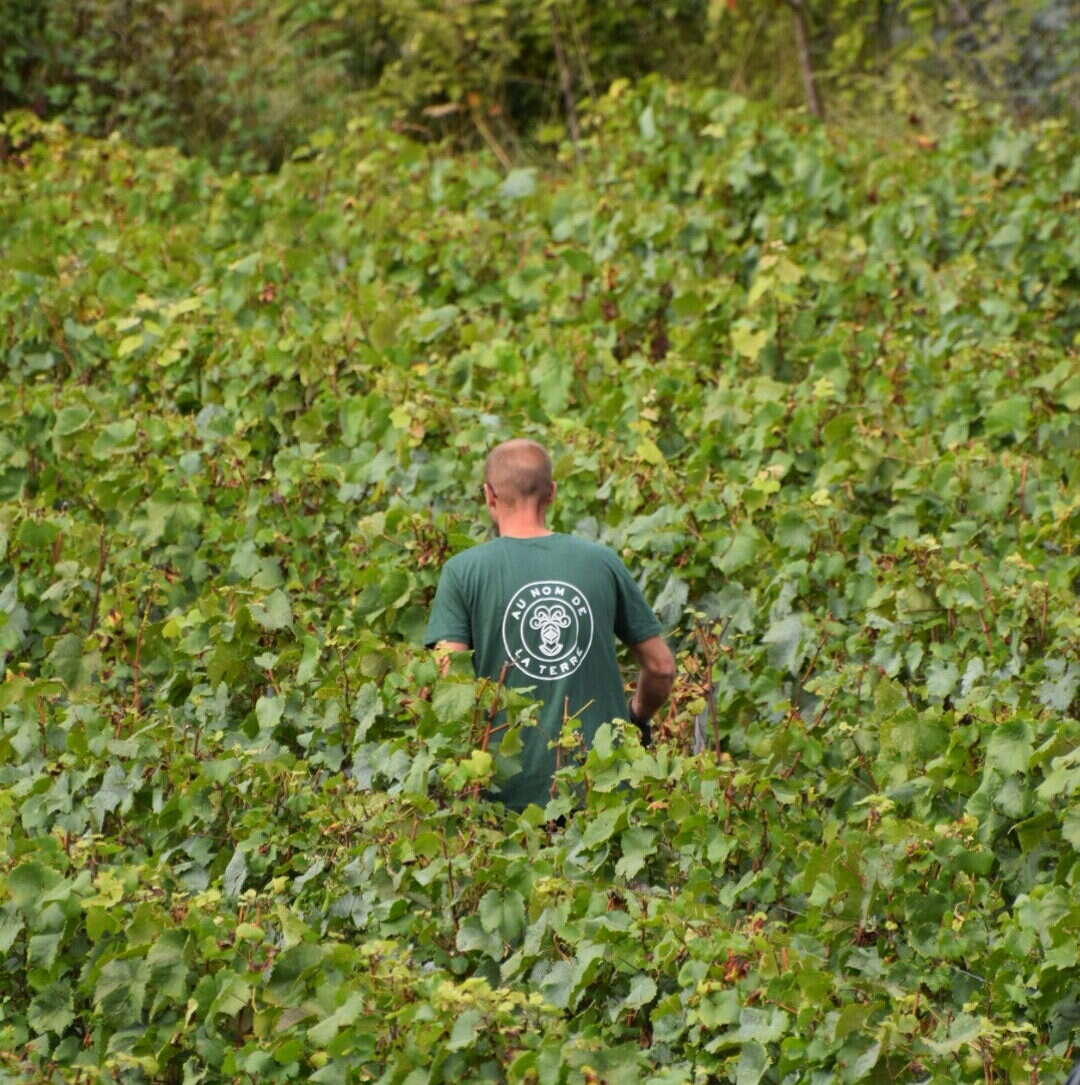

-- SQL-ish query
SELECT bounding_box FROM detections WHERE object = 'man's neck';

[494,515,553,539]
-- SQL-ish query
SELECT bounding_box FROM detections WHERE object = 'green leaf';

[29,982,74,1035]
[925,660,959,699]
[53,405,91,436]
[1037,660,1078,713]
[94,957,148,1023]
[762,615,805,675]
[538,959,574,1009]
[352,681,381,741]
[1055,374,1080,411]
[922,1012,984,1055]
[500,168,536,200]
[27,931,62,972]
[717,524,760,574]
[775,510,812,553]
[986,720,1033,775]
[988,222,1022,247]
[296,635,320,684]
[48,633,93,689]
[307,994,365,1047]
[850,1042,882,1076]
[983,395,1030,439]
[0,908,24,952]
[534,359,571,415]
[89,763,134,824]
[432,681,476,724]
[673,291,704,318]
[581,805,623,848]
[223,847,248,897]
[86,906,121,941]
[615,827,656,881]
[255,694,284,731]
[455,915,503,960]
[735,1006,789,1044]
[249,589,293,631]
[6,862,62,910]
[638,105,656,141]
[413,304,460,343]
[696,989,739,1028]
[448,1008,484,1051]
[478,889,525,942]
[735,1041,769,1085]
[623,974,657,1010]
[653,573,687,629]
[92,418,137,458]
[1061,809,1080,851]
[207,971,250,1019]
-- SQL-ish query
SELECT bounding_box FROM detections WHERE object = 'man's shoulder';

[560,534,625,567]
[442,538,502,573]
[442,534,625,572]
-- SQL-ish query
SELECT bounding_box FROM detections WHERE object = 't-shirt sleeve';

[424,562,472,648]
[610,556,663,645]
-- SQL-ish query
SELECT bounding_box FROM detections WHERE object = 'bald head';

[485,439,553,509]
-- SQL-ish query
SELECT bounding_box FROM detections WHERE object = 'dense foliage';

[1,75,1079,1081]
[1,0,1076,169]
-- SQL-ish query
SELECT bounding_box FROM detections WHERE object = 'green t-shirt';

[424,533,662,810]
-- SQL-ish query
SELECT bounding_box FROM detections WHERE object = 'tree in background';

[0,0,1075,168]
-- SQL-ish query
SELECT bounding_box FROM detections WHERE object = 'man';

[425,438,676,811]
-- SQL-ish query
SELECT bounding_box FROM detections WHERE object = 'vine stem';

[471,662,510,800]
[131,596,152,716]
[782,0,825,119]
[550,6,581,160]
[87,528,108,634]
[440,832,457,918]
[470,101,512,170]
[799,629,829,686]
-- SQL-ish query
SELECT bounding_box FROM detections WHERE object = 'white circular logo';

[502,580,594,681]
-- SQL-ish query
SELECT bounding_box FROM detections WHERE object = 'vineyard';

[0,77,1078,1082]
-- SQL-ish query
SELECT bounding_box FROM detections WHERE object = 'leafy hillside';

[0,80,1078,1082]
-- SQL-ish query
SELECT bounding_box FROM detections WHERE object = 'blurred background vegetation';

[1,0,1076,172]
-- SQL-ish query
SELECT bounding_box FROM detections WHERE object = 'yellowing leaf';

[636,438,665,465]
[465,749,493,779]
[732,323,769,360]
[747,275,773,307]
[775,256,804,284]
[369,312,397,352]
[117,334,143,358]
[166,296,202,319]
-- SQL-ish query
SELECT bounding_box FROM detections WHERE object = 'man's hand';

[628,635,676,738]
[627,701,652,746]
[434,640,470,676]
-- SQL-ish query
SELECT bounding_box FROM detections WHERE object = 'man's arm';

[628,635,676,722]
[425,559,472,673]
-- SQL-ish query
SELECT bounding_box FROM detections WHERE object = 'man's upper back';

[424,533,660,807]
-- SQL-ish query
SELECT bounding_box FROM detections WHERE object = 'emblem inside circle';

[502,580,594,681]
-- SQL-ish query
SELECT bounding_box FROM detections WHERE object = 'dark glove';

[628,704,652,747]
